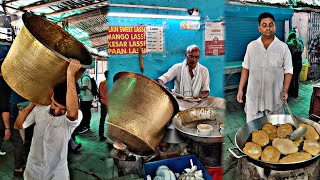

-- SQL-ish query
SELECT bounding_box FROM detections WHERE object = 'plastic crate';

[144,154,212,180]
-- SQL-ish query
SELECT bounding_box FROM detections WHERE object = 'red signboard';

[107,26,146,55]
[204,22,225,56]
[205,39,225,56]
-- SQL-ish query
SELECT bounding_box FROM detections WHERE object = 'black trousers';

[99,103,108,137]
[0,120,24,169]
[289,54,302,98]
[0,91,26,170]
[79,100,93,129]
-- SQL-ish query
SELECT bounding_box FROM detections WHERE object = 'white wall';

[89,60,107,85]
[291,12,310,59]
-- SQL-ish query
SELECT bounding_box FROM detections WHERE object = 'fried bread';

[252,130,269,147]
[279,152,312,163]
[243,142,262,159]
[277,123,293,139]
[298,124,319,141]
[292,137,304,147]
[272,138,298,155]
[303,139,320,156]
[262,123,277,140]
[261,146,281,163]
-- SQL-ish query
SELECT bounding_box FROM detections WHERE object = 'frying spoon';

[284,100,307,140]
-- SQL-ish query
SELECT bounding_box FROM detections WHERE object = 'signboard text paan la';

[107,26,146,55]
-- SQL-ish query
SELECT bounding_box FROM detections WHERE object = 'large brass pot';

[107,72,179,156]
[1,12,93,105]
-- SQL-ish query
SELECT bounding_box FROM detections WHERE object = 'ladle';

[284,100,307,140]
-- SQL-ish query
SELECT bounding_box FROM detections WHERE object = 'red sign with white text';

[204,22,225,56]
[107,26,146,55]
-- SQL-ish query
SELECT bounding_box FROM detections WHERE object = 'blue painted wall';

[223,3,294,89]
[225,3,294,62]
[108,0,225,98]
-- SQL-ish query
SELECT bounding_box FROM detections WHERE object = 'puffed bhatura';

[298,124,319,141]
[303,139,320,156]
[277,123,293,139]
[252,130,269,147]
[261,146,281,163]
[262,123,277,140]
[243,142,262,159]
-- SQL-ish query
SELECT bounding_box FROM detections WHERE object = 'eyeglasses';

[187,54,200,59]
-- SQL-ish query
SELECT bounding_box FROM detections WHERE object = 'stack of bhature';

[243,123,320,163]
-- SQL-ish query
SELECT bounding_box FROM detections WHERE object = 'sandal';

[13,167,24,177]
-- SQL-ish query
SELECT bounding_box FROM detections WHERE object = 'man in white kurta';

[237,12,293,122]
[158,44,225,111]
[14,59,83,180]
[22,105,82,179]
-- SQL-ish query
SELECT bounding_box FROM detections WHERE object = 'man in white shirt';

[14,59,83,180]
[237,12,293,122]
[158,44,225,111]
[77,70,93,133]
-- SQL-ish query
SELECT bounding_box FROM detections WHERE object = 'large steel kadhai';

[1,12,94,105]
[228,115,320,170]
[172,107,224,143]
[107,72,179,156]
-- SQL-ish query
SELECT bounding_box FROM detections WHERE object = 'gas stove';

[236,157,320,180]
[187,140,222,167]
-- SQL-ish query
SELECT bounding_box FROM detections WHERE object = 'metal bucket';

[1,12,93,105]
[107,72,179,156]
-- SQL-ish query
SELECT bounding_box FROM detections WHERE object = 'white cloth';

[179,59,203,97]
[246,108,284,123]
[22,105,83,180]
[243,36,293,122]
[176,96,226,111]
[78,75,94,101]
[158,62,210,96]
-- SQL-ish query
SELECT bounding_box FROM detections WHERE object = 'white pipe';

[108,12,200,20]
[109,3,188,11]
